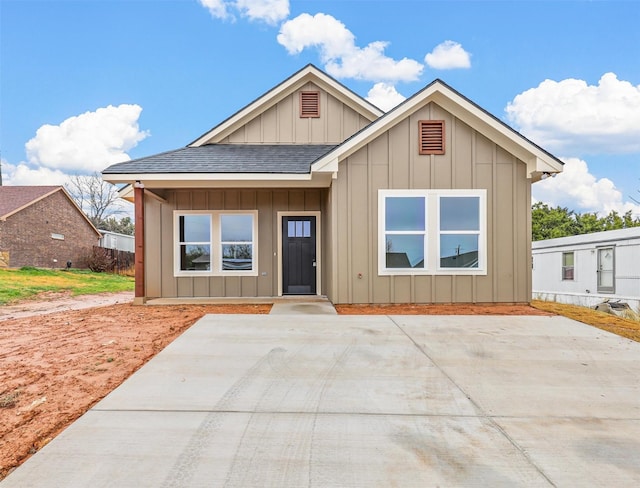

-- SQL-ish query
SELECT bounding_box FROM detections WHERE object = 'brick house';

[0,186,101,268]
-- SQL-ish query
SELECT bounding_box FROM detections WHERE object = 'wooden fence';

[93,246,135,274]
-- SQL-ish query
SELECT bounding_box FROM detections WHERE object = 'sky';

[1,0,640,217]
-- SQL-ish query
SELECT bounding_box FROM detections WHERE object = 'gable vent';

[419,120,445,155]
[300,91,320,118]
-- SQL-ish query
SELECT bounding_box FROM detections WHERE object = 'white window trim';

[561,251,575,281]
[378,189,487,276]
[173,210,258,277]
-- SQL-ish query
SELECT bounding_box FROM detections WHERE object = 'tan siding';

[220,82,371,144]
[145,198,162,298]
[147,188,325,299]
[329,101,532,304]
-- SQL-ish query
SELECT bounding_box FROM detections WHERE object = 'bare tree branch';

[65,172,125,227]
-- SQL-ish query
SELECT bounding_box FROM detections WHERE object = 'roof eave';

[103,172,334,189]
[188,65,383,147]
[312,80,564,180]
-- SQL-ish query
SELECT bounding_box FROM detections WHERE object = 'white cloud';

[277,13,423,83]
[25,104,149,173]
[1,160,70,187]
[533,157,640,217]
[366,83,406,112]
[198,0,231,20]
[198,0,289,24]
[424,40,471,70]
[236,0,289,25]
[506,73,640,155]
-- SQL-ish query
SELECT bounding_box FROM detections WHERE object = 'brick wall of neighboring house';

[0,190,99,268]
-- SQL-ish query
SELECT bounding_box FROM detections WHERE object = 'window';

[175,211,257,276]
[177,214,211,272]
[220,214,254,271]
[439,196,480,269]
[561,252,574,280]
[379,189,486,275]
[419,120,445,155]
[300,91,320,118]
[384,196,426,269]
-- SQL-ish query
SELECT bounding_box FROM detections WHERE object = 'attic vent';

[419,120,445,155]
[300,91,320,118]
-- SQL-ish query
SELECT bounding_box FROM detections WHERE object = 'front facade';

[0,186,101,268]
[533,228,640,311]
[103,65,563,304]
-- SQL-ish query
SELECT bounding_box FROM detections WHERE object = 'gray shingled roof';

[102,144,338,175]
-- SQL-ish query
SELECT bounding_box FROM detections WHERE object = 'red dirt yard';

[0,296,550,480]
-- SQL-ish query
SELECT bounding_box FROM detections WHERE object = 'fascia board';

[189,66,382,147]
[103,172,333,189]
[312,81,564,178]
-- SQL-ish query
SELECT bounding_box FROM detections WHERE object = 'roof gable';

[0,186,61,219]
[312,79,564,181]
[189,64,384,147]
[0,185,101,236]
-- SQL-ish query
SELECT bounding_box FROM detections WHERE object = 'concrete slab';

[3,314,640,487]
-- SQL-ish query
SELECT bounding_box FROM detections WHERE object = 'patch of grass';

[531,300,640,343]
[0,267,134,305]
[0,390,20,409]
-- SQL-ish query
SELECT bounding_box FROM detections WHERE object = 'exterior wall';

[100,231,135,252]
[221,82,372,144]
[327,102,532,304]
[533,231,640,312]
[144,188,327,299]
[0,190,99,268]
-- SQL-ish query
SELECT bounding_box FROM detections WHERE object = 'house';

[100,230,135,253]
[102,64,563,304]
[532,227,640,312]
[0,186,101,268]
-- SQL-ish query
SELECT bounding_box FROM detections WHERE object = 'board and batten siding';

[220,82,372,145]
[328,102,532,304]
[144,189,327,299]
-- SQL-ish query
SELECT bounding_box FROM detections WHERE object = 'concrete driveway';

[2,313,640,487]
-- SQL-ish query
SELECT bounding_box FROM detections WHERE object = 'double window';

[379,189,486,275]
[174,211,257,276]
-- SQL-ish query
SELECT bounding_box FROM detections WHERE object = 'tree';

[65,172,129,228]
[531,203,578,241]
[99,216,135,236]
[532,203,640,241]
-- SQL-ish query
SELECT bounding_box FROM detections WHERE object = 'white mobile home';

[532,227,640,312]
[99,231,135,253]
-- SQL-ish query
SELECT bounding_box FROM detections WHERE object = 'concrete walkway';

[2,314,640,487]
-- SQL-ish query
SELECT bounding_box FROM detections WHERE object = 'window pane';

[288,221,296,237]
[180,215,210,242]
[440,234,479,268]
[385,197,425,231]
[221,214,252,242]
[296,221,303,237]
[562,252,574,266]
[440,197,479,231]
[303,220,311,237]
[222,244,253,270]
[385,234,424,268]
[180,244,210,271]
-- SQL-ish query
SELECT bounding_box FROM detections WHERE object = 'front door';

[597,246,615,293]
[282,216,316,294]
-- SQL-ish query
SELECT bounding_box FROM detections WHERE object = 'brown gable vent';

[419,120,445,155]
[300,91,320,118]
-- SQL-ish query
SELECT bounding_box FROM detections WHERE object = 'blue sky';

[2,0,639,216]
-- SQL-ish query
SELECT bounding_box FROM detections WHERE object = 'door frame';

[596,245,615,294]
[277,211,321,297]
